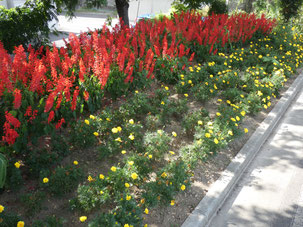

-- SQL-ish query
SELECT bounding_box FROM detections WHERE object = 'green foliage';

[0,211,21,227]
[5,163,23,191]
[26,135,70,177]
[208,0,227,15]
[279,0,303,21]
[89,196,142,227]
[70,180,110,212]
[0,0,54,52]
[144,131,172,159]
[181,109,209,136]
[20,191,46,216]
[172,0,227,15]
[142,160,191,207]
[32,215,66,227]
[41,165,84,196]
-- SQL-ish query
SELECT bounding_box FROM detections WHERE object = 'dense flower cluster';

[0,12,275,149]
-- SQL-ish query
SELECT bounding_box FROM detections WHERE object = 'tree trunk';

[115,0,129,27]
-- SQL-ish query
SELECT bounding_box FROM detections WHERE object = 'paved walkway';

[209,87,303,227]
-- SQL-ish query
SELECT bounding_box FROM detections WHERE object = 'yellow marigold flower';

[121,150,127,154]
[84,120,90,125]
[244,128,249,133]
[258,55,263,59]
[226,100,231,104]
[157,130,163,135]
[79,216,87,222]
[88,176,94,182]
[264,104,268,109]
[181,81,185,85]
[129,134,135,140]
[198,120,203,125]
[106,117,111,121]
[169,151,175,155]
[115,137,122,142]
[93,132,99,136]
[214,84,217,89]
[14,161,21,169]
[144,208,149,214]
[161,172,167,178]
[73,160,78,165]
[231,118,236,122]
[89,115,95,120]
[240,111,246,116]
[181,185,186,191]
[205,133,211,138]
[236,116,240,121]
[216,112,221,116]
[172,131,177,137]
[124,224,130,227]
[43,178,49,183]
[218,99,222,102]
[257,91,263,96]
[100,190,104,194]
[184,93,188,97]
[135,90,139,94]
[117,126,122,132]
[129,119,134,124]
[131,173,138,180]
[111,166,117,172]
[171,200,175,206]
[125,183,130,188]
[0,205,4,213]
[268,102,271,107]
[161,101,165,105]
[165,86,169,91]
[228,130,233,136]
[128,161,134,166]
[210,74,214,78]
[188,80,192,84]
[112,128,118,133]
[126,195,131,201]
[17,221,25,227]
[205,82,208,85]
[99,174,104,179]
[148,154,153,159]
[214,138,219,144]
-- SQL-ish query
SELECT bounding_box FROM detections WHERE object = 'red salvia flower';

[48,110,55,123]
[13,88,22,109]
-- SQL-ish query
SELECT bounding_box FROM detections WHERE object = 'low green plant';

[0,211,21,227]
[144,131,172,159]
[32,215,66,227]
[41,165,84,196]
[181,109,209,136]
[20,191,46,216]
[70,180,110,212]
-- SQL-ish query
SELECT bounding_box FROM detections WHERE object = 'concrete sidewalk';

[182,73,303,227]
[208,83,303,227]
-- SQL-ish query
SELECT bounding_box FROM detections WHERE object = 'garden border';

[181,72,303,227]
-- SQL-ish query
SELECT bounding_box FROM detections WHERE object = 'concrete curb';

[181,72,303,227]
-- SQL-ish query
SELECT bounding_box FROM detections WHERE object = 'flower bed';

[1,11,302,227]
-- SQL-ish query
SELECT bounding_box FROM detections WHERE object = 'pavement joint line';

[181,72,303,227]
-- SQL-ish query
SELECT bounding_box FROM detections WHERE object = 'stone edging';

[181,72,303,227]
